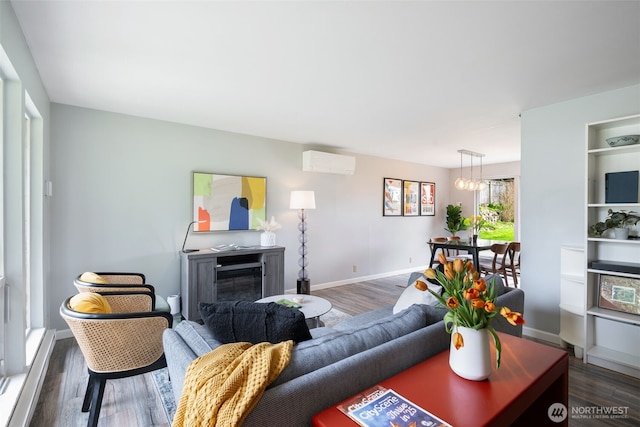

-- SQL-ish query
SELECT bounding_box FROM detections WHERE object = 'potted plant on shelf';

[445,204,466,237]
[589,209,640,240]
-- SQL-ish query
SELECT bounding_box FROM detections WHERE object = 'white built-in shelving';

[584,114,640,379]
[559,246,585,357]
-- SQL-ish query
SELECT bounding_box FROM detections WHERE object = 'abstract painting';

[193,172,267,231]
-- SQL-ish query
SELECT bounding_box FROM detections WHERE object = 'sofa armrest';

[162,328,196,403]
[493,287,525,337]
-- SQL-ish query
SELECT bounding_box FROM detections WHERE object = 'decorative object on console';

[422,254,525,379]
[290,190,316,294]
[192,172,267,231]
[167,295,181,315]
[588,209,640,240]
[606,134,640,147]
[256,216,281,247]
[181,220,206,253]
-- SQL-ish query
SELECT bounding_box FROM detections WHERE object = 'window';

[477,177,519,241]
[0,73,5,382]
[0,44,50,426]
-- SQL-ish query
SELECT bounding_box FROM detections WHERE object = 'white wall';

[49,104,455,331]
[521,84,640,338]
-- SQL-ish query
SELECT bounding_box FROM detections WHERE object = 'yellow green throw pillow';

[79,271,108,284]
[69,293,112,314]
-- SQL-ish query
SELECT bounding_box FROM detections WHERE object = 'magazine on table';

[337,384,451,427]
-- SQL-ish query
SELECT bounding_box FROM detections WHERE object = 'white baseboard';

[522,326,563,346]
[297,267,427,293]
[54,329,73,340]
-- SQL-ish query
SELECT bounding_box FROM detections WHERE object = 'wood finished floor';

[32,274,639,426]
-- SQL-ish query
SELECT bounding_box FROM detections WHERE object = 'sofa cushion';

[393,276,442,314]
[199,300,312,344]
[269,303,433,388]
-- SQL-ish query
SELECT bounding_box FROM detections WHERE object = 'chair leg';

[81,376,94,412]
[87,376,107,427]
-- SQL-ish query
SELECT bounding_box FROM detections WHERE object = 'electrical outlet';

[353,265,358,273]
[409,257,412,263]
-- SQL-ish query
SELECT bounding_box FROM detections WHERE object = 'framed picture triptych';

[383,178,435,217]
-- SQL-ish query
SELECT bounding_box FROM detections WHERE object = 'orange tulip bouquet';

[418,253,525,368]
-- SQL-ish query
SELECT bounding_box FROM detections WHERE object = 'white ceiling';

[10,0,640,167]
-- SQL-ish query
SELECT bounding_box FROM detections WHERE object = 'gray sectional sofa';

[162,275,524,426]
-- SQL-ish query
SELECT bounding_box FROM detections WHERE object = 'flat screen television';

[605,170,639,204]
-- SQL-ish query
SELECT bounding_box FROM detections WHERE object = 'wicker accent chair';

[60,292,173,427]
[74,272,170,312]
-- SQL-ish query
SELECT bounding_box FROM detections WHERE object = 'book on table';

[337,385,451,427]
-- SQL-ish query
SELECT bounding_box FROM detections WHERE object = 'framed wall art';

[420,182,435,216]
[598,274,640,316]
[403,180,419,216]
[383,178,402,216]
[192,172,267,231]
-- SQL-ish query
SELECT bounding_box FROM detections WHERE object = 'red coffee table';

[312,333,569,427]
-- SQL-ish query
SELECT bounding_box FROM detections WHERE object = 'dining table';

[429,239,495,268]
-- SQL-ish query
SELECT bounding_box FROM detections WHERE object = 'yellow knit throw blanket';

[172,340,293,427]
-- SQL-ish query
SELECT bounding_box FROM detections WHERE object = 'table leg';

[472,249,479,268]
[429,245,438,267]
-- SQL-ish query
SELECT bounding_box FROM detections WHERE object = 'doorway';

[477,177,518,241]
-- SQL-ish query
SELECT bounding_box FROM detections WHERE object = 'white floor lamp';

[290,190,316,294]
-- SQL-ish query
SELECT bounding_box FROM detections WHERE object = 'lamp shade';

[290,190,316,209]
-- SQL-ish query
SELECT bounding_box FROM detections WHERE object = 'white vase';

[260,232,276,247]
[448,325,492,381]
[613,227,629,240]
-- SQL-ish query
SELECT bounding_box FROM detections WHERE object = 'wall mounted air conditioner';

[302,150,356,175]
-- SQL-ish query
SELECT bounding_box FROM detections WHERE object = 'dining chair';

[505,242,521,288]
[478,243,510,285]
[60,291,173,427]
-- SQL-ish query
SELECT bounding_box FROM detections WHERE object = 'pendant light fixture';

[454,151,467,190]
[467,155,477,191]
[455,149,485,192]
[477,155,487,191]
